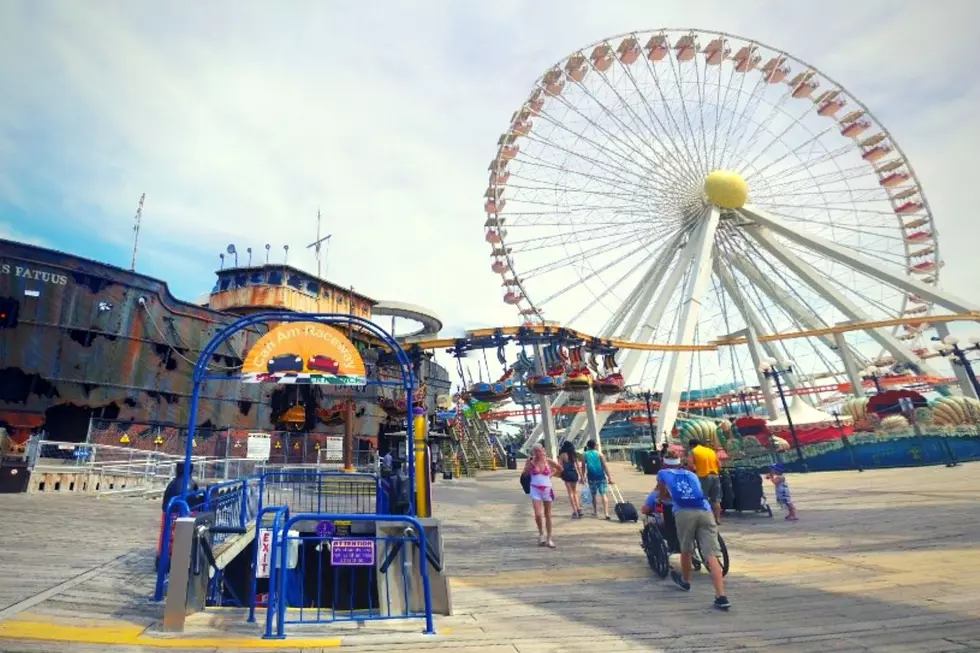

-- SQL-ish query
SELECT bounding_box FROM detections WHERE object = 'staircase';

[461,412,499,471]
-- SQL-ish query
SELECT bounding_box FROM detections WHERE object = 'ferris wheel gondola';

[484,28,979,446]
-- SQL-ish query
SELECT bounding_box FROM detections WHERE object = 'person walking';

[766,463,798,521]
[558,441,583,518]
[655,453,730,610]
[522,443,562,548]
[582,439,614,520]
[689,438,722,525]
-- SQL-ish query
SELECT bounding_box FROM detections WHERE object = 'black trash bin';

[640,450,657,475]
[506,453,518,470]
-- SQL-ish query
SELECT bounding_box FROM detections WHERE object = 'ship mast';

[130,193,146,271]
[306,209,332,312]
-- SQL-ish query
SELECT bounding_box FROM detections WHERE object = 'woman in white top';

[522,443,563,548]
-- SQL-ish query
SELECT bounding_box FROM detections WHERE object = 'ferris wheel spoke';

[517,232,656,278]
[692,46,717,174]
[635,50,710,177]
[737,114,841,181]
[716,55,768,171]
[725,66,809,171]
[743,143,854,186]
[506,222,655,251]
[512,156,679,204]
[535,236,667,308]
[588,59,704,187]
[758,202,906,218]
[710,54,740,170]
[719,66,788,170]
[535,96,678,190]
[521,127,670,196]
[663,53,710,174]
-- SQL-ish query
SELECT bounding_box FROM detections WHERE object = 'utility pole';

[130,193,146,271]
[306,209,332,313]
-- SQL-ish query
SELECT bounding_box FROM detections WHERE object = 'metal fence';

[87,418,376,467]
[261,513,435,639]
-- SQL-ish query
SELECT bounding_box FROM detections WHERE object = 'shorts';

[776,483,792,506]
[561,469,579,484]
[588,478,608,497]
[700,474,721,504]
[674,508,721,557]
[530,485,555,502]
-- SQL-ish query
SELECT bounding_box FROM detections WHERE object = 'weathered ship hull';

[0,239,448,444]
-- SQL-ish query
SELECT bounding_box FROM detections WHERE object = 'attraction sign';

[242,322,367,386]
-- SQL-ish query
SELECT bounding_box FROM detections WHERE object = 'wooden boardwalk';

[0,463,978,651]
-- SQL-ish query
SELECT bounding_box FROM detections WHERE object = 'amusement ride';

[417,28,980,461]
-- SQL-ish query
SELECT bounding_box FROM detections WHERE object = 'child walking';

[766,463,798,521]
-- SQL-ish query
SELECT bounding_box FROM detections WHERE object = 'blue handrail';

[266,513,435,639]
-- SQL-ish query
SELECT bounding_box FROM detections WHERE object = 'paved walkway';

[0,463,978,651]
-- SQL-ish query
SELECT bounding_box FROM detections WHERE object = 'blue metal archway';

[181,311,418,515]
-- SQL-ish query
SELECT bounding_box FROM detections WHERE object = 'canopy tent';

[768,395,852,427]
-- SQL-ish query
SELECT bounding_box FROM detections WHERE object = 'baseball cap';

[663,456,682,467]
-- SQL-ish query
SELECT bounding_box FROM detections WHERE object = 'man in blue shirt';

[642,454,730,610]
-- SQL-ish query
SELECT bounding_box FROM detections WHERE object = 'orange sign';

[242,322,367,386]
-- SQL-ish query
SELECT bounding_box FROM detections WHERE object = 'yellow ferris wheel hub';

[704,169,748,210]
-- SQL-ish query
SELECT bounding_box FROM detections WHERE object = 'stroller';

[640,501,729,579]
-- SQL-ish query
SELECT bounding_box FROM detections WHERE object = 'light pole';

[639,387,658,447]
[729,387,751,415]
[860,365,884,394]
[934,335,980,400]
[759,358,808,472]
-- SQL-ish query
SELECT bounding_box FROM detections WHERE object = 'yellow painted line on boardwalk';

[0,618,343,649]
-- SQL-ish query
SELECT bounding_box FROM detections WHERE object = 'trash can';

[506,453,518,470]
[640,450,658,475]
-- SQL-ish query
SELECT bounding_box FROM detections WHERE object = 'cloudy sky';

[2,0,979,354]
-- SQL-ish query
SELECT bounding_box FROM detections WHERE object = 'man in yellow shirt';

[688,439,721,524]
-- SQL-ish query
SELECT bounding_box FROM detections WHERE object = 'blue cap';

[770,463,785,473]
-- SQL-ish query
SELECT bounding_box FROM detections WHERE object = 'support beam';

[743,223,940,377]
[534,344,558,457]
[655,207,722,444]
[713,262,780,418]
[571,229,698,446]
[522,234,685,453]
[740,204,979,315]
[582,386,601,453]
[833,329,866,398]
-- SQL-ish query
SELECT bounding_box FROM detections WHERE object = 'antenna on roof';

[307,209,333,312]
[226,244,238,267]
[283,244,289,264]
[246,247,252,266]
[264,244,271,264]
[219,253,225,270]
[129,193,146,271]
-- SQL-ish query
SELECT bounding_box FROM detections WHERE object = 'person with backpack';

[558,440,584,518]
[582,440,614,520]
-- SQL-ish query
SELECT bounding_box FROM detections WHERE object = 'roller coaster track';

[408,312,980,353]
[479,374,954,420]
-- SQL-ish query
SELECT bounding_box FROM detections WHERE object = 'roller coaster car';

[528,366,567,396]
[267,354,304,373]
[565,367,593,391]
[594,372,625,396]
[469,382,497,402]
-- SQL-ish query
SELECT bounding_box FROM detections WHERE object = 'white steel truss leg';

[832,328,866,398]
[740,205,979,315]
[582,385,601,453]
[713,261,781,418]
[654,207,722,444]
[563,234,686,444]
[534,343,559,457]
[571,230,699,447]
[744,224,940,377]
[522,235,686,454]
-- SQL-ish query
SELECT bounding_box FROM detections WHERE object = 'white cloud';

[2,0,979,390]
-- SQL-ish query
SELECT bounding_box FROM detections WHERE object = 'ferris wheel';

[483,28,978,444]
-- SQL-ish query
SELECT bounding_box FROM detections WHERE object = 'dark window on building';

[249,271,264,284]
[234,274,247,288]
[219,278,231,291]
[268,270,283,285]
[287,275,302,289]
[306,281,319,294]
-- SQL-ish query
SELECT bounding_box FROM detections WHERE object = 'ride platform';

[1,464,979,651]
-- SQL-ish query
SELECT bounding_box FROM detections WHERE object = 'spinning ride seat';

[565,367,593,391]
[594,372,625,395]
[527,366,567,395]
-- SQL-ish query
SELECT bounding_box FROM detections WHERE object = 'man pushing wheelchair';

[640,453,731,611]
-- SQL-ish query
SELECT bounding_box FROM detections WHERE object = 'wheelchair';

[640,503,729,579]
